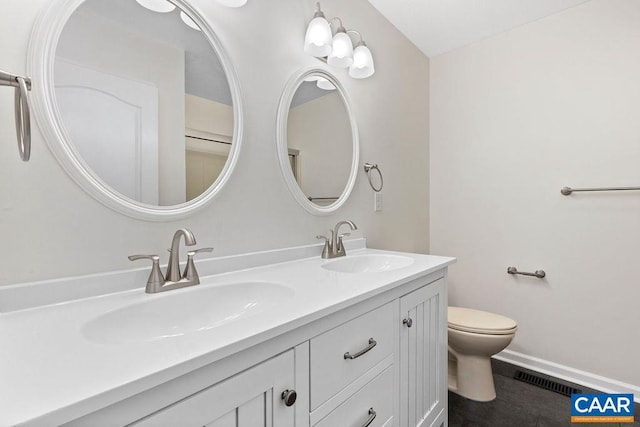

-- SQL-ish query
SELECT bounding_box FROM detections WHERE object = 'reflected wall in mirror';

[277,69,359,215]
[29,0,242,220]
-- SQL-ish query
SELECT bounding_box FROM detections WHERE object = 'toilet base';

[448,353,496,402]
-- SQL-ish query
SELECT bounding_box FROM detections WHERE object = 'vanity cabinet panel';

[131,350,296,427]
[399,279,447,427]
[309,302,394,410]
[313,366,394,427]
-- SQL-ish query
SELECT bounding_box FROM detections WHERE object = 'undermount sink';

[321,254,414,273]
[82,282,294,344]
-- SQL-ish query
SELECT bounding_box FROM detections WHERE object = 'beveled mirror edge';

[27,0,244,221]
[276,67,359,216]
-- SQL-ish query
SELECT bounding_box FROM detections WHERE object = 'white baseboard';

[493,349,640,404]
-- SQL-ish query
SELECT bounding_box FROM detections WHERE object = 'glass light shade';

[327,31,353,68]
[349,44,375,79]
[304,16,333,58]
[215,0,248,6]
[135,0,176,13]
[180,11,200,30]
[316,77,336,91]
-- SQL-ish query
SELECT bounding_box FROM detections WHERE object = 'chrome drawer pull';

[361,408,377,427]
[344,338,377,360]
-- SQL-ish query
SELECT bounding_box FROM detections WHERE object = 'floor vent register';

[514,370,582,397]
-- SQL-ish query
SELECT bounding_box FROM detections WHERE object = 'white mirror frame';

[27,0,244,221]
[276,68,359,215]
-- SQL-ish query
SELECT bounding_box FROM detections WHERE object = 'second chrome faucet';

[317,220,357,259]
[129,228,212,293]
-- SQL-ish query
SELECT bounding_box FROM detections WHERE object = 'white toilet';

[447,306,517,402]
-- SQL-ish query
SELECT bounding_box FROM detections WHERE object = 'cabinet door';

[132,350,297,427]
[399,279,447,427]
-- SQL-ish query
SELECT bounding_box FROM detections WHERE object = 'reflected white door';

[55,59,159,204]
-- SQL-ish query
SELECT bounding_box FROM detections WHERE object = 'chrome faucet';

[129,228,213,293]
[166,228,196,282]
[317,220,357,259]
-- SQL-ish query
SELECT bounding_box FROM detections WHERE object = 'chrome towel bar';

[507,266,546,279]
[561,186,640,195]
[0,69,32,162]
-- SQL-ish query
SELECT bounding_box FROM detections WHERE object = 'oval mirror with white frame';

[28,0,243,220]
[276,69,359,215]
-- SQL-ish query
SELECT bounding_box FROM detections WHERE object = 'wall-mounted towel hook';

[0,69,32,162]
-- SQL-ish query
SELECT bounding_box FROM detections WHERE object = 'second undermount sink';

[321,254,414,273]
[82,282,294,344]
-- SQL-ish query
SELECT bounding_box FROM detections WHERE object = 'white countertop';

[0,241,455,426]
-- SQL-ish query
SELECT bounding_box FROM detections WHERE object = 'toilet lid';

[448,306,517,335]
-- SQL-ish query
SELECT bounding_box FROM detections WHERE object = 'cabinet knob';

[281,389,297,407]
[403,318,413,328]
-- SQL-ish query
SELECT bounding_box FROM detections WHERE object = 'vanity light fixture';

[348,31,375,79]
[316,77,336,91]
[304,2,375,79]
[180,11,200,31]
[215,0,248,7]
[327,21,353,68]
[304,3,333,57]
[135,0,201,31]
[135,0,175,13]
[303,75,335,91]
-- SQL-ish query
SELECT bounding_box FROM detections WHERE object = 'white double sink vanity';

[0,239,454,427]
[3,0,456,424]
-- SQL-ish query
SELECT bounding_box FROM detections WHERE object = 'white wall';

[0,0,429,284]
[288,92,352,200]
[185,93,233,141]
[430,0,640,389]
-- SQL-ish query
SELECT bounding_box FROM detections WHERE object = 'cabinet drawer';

[314,366,394,427]
[310,302,394,409]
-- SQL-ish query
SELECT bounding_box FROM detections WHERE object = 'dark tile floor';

[448,359,639,427]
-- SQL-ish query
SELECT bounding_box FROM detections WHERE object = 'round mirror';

[276,69,359,215]
[29,0,243,220]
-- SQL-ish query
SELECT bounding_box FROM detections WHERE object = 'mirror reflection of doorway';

[185,136,230,201]
[55,60,160,204]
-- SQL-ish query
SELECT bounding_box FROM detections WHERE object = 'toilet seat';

[448,306,517,335]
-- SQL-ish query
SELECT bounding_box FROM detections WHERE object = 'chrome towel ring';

[1,69,32,162]
[364,163,383,192]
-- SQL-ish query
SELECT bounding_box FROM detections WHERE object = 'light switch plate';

[374,193,383,211]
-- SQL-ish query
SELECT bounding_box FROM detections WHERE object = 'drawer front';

[314,366,394,427]
[310,302,394,409]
